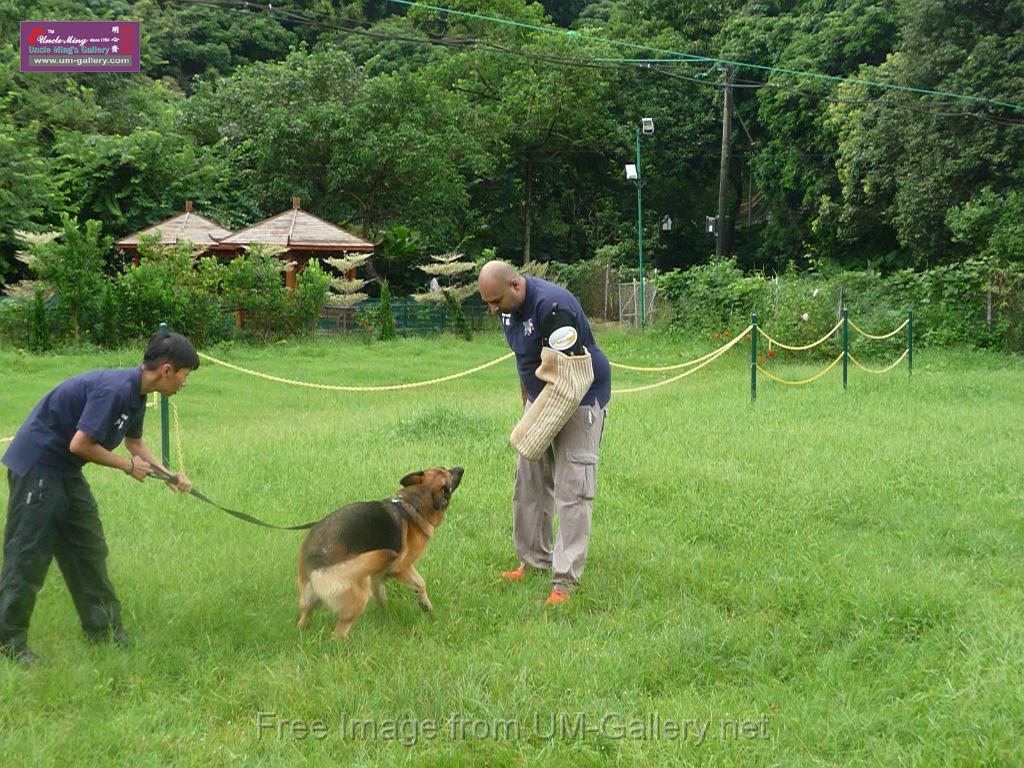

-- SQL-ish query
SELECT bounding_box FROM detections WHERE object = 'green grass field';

[1,328,1022,766]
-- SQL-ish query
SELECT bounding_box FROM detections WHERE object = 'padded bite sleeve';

[510,346,594,460]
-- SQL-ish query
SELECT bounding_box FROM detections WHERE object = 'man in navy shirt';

[1,331,198,665]
[478,261,610,605]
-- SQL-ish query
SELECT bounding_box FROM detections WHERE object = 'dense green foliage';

[114,238,226,344]
[1,0,1021,347]
[659,257,1024,353]
[0,230,332,346]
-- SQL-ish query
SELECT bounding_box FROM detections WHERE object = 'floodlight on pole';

[632,118,654,329]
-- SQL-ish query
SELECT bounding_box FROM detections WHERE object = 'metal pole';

[158,322,170,469]
[631,279,638,329]
[842,308,849,391]
[604,266,609,321]
[751,313,757,403]
[636,126,645,330]
[907,309,913,377]
[716,65,733,259]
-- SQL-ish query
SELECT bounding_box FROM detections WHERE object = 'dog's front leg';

[392,567,433,612]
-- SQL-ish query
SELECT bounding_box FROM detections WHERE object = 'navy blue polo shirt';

[501,277,611,407]
[2,368,147,478]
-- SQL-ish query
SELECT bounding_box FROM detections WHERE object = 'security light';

[641,117,654,135]
[624,164,638,181]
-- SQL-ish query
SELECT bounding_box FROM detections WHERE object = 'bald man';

[478,261,610,605]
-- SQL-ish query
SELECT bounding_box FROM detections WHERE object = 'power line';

[174,0,1024,127]
[645,66,1024,128]
[384,0,1024,114]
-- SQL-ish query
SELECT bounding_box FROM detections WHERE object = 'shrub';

[220,247,288,342]
[23,214,110,344]
[0,297,30,348]
[547,256,619,319]
[443,288,473,341]
[29,287,52,352]
[376,279,397,341]
[115,238,228,345]
[354,306,377,344]
[287,258,331,338]
[658,259,772,335]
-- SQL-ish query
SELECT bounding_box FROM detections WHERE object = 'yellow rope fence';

[612,326,752,394]
[196,350,515,392]
[3,314,909,465]
[756,353,845,386]
[757,320,843,352]
[171,401,186,473]
[608,336,738,372]
[198,331,754,397]
[848,349,910,374]
[848,318,909,340]
[754,313,909,391]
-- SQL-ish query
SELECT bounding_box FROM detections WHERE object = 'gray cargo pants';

[512,402,606,591]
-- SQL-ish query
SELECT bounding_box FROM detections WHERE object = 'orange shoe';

[501,565,527,582]
[544,588,570,606]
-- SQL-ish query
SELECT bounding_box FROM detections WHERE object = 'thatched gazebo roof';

[114,201,232,250]
[214,198,373,252]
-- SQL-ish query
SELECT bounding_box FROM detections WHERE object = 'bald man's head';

[478,260,526,313]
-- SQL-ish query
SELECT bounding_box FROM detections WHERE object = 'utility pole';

[716,64,733,259]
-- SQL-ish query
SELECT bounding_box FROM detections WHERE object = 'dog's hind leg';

[312,549,398,639]
[371,575,388,605]
[333,577,371,639]
[297,578,321,630]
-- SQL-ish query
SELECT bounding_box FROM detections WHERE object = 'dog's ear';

[449,467,464,492]
[400,471,425,487]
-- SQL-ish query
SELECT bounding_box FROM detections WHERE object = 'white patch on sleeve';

[548,325,578,351]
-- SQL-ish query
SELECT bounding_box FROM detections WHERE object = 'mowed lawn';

[0,327,1022,766]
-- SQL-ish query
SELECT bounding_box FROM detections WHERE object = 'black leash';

[146,468,319,531]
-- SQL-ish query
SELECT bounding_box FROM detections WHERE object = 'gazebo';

[213,197,374,289]
[113,201,232,264]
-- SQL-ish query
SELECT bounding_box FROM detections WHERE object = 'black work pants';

[0,468,122,648]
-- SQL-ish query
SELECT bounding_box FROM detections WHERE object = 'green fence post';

[842,308,849,391]
[158,322,170,469]
[907,309,913,377]
[750,313,757,403]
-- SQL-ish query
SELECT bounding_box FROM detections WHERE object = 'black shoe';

[1,643,40,667]
[85,625,130,648]
[112,626,130,648]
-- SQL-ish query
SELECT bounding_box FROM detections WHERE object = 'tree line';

[2,0,1022,290]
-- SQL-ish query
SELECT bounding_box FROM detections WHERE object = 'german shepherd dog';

[296,467,464,639]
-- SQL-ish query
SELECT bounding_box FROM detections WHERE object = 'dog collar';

[391,497,435,538]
